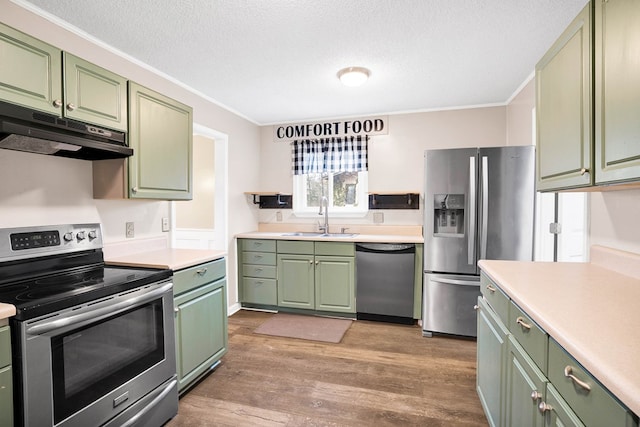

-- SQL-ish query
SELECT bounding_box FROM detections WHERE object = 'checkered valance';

[291,135,368,175]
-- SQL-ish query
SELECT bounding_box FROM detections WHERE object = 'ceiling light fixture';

[337,66,370,87]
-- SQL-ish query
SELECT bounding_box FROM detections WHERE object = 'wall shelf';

[245,192,293,209]
[368,192,420,210]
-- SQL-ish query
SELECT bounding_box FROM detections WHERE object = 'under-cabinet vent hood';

[0,100,132,160]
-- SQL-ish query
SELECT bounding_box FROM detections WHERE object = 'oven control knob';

[76,231,86,241]
[88,230,97,240]
[63,232,74,242]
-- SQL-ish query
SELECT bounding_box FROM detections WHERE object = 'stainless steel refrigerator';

[422,146,535,337]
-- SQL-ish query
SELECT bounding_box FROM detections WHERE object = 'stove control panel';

[0,224,103,261]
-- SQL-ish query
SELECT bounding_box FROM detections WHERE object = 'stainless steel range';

[0,224,178,427]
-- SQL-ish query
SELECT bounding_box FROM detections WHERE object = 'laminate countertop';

[0,303,15,320]
[478,245,640,417]
[235,231,424,244]
[106,248,226,271]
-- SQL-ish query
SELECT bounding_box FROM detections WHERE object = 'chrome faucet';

[318,195,329,234]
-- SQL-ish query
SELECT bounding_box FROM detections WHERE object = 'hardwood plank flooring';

[167,309,488,426]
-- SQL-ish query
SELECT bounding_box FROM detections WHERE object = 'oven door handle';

[26,281,173,336]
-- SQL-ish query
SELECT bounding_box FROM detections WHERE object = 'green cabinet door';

[0,22,62,115]
[315,255,355,313]
[0,366,12,427]
[542,384,584,427]
[536,4,593,191]
[174,279,228,393]
[128,82,193,200]
[476,297,509,427]
[63,52,127,131]
[277,254,315,309]
[594,0,640,184]
[504,336,547,427]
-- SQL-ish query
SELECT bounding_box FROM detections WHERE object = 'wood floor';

[167,309,488,427]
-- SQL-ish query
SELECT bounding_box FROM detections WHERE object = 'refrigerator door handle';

[480,156,489,260]
[468,156,476,265]
[430,277,479,287]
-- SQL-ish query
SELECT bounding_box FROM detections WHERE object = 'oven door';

[16,280,178,427]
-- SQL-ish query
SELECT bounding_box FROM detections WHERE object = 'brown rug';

[254,313,353,343]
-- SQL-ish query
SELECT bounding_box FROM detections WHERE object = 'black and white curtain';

[291,135,368,175]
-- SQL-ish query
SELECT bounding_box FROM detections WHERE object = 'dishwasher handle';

[356,243,415,253]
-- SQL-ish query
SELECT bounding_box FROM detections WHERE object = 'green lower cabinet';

[174,278,228,394]
[277,254,315,309]
[542,384,584,427]
[0,366,12,427]
[476,297,508,427]
[314,255,355,313]
[505,336,547,427]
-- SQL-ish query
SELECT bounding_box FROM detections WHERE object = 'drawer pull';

[516,316,532,330]
[255,268,263,272]
[196,268,208,276]
[486,285,496,293]
[530,390,542,402]
[254,255,263,259]
[564,366,591,392]
[256,280,264,285]
[254,242,263,246]
[538,402,552,414]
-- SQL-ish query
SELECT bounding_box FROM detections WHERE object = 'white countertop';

[106,248,226,271]
[235,231,424,244]
[478,245,640,416]
[0,303,15,321]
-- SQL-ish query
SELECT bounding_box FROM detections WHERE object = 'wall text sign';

[273,116,388,142]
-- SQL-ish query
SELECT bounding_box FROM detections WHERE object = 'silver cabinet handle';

[255,267,263,272]
[516,316,532,330]
[531,390,542,402]
[309,260,313,265]
[486,284,496,293]
[174,307,179,313]
[538,402,552,414]
[66,102,76,111]
[132,187,138,194]
[53,99,63,108]
[254,254,263,259]
[580,168,590,176]
[196,268,208,276]
[564,366,591,392]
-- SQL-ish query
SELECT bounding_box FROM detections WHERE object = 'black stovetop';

[0,260,172,321]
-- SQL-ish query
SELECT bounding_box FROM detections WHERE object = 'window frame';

[292,171,369,218]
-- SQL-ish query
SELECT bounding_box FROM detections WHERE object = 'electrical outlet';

[126,222,134,238]
[373,212,384,224]
[162,217,170,232]
[276,211,283,222]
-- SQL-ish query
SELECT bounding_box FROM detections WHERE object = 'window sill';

[292,210,368,219]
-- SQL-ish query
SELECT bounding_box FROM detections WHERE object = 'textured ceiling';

[17,0,588,125]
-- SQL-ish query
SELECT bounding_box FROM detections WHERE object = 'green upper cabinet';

[0,22,62,115]
[63,53,127,131]
[594,0,640,184]
[128,82,193,200]
[536,4,592,192]
[0,23,127,132]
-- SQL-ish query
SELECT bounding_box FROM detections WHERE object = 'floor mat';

[254,313,353,343]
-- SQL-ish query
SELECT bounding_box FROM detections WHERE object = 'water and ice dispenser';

[433,194,465,236]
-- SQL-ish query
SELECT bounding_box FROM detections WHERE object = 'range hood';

[0,100,132,160]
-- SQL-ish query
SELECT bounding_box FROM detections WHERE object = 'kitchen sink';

[281,232,358,238]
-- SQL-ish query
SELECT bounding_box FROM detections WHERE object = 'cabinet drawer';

[241,239,276,253]
[548,338,635,426]
[277,240,314,254]
[315,241,354,256]
[0,325,10,368]
[242,278,277,306]
[508,301,548,374]
[242,264,276,279]
[480,272,509,323]
[173,258,226,295]
[242,251,276,266]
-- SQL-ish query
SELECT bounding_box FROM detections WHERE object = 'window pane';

[306,174,323,208]
[332,172,359,207]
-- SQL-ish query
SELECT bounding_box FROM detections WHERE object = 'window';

[293,171,368,217]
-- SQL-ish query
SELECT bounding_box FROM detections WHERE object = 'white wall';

[257,106,507,227]
[0,0,262,308]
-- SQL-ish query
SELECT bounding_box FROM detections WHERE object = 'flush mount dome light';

[337,66,370,87]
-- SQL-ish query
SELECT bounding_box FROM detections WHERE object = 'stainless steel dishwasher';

[356,243,416,324]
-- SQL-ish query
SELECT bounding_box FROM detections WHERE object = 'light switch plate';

[162,217,170,232]
[126,222,134,238]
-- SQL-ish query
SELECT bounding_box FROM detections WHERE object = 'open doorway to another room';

[171,124,228,250]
